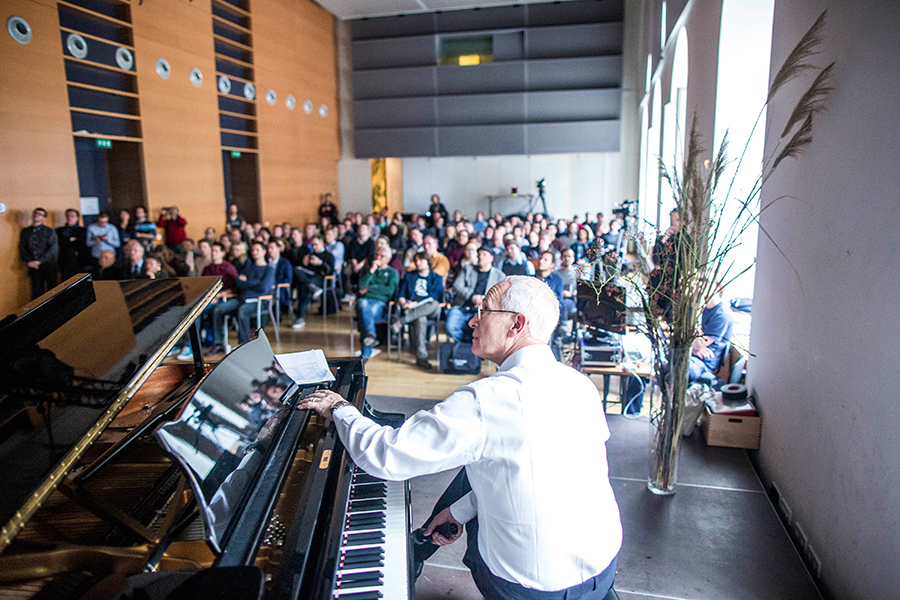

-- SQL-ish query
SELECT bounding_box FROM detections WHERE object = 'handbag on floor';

[439,342,481,375]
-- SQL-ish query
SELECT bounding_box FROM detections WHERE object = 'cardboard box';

[702,406,761,449]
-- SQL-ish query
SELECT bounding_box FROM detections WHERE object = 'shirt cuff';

[449,491,478,524]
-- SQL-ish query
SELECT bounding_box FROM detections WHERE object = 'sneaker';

[167,346,181,357]
[342,293,356,303]
[205,344,224,356]
[310,286,323,300]
[415,357,433,371]
[363,334,379,347]
[176,346,194,361]
[291,318,306,330]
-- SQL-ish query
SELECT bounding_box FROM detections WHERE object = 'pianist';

[300,276,622,600]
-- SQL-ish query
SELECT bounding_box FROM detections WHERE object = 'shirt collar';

[497,343,553,372]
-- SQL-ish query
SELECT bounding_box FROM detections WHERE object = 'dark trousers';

[294,268,324,318]
[28,263,58,299]
[416,468,617,600]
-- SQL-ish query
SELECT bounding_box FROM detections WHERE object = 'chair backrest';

[714,344,743,384]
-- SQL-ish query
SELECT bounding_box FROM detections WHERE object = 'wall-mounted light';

[67,33,88,59]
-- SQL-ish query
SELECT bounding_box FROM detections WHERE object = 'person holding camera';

[156,205,187,253]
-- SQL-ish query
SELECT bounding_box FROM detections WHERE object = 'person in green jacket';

[357,246,399,359]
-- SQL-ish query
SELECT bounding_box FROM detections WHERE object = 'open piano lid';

[155,330,296,554]
[0,274,222,552]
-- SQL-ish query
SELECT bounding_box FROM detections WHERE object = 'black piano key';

[353,472,383,484]
[338,570,383,583]
[333,591,383,600]
[350,484,387,499]
[344,532,385,546]
[343,547,384,558]
[347,513,385,526]
[347,498,386,512]
[347,520,385,532]
[340,577,383,590]
[341,555,384,569]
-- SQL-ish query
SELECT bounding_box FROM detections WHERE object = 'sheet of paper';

[275,349,335,385]
[79,196,99,216]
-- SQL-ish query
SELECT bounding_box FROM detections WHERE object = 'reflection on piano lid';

[155,330,296,554]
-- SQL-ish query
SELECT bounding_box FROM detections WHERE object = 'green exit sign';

[96,138,112,149]
[231,150,241,158]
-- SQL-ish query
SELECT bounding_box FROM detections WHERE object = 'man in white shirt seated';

[299,276,622,600]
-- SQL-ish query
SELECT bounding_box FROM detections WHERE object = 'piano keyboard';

[332,467,410,600]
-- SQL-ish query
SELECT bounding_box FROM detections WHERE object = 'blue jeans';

[356,298,386,358]
[446,306,475,342]
[212,298,241,345]
[237,300,268,345]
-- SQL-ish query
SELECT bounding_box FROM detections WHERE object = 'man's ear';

[510,313,527,336]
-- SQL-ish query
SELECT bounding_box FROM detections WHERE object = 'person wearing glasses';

[299,276,622,600]
[445,246,506,342]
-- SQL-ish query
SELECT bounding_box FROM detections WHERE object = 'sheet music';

[276,349,335,385]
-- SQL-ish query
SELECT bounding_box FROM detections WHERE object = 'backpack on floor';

[440,342,481,375]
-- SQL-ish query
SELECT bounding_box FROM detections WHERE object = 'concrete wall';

[750,1,900,598]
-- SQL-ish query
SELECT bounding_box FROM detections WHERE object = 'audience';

[446,246,506,343]
[212,240,275,349]
[291,234,335,330]
[86,212,120,263]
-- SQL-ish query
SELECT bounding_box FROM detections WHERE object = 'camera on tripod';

[612,199,637,220]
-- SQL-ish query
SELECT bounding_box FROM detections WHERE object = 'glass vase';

[648,345,690,495]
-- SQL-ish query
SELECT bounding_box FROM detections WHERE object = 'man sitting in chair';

[357,247,399,360]
[212,240,275,348]
[689,288,734,384]
[394,251,444,371]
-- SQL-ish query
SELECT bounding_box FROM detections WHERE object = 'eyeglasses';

[476,307,519,320]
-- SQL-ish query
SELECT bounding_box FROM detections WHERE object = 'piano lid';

[0,274,222,552]
[155,330,295,554]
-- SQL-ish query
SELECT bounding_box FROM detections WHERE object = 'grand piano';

[0,275,413,599]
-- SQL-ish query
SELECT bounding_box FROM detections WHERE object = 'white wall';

[751,1,900,598]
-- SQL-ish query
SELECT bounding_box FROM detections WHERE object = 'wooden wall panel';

[131,0,225,239]
[0,0,79,316]
[254,0,340,230]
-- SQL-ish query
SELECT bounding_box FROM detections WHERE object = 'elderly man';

[356,246,399,360]
[118,239,147,279]
[300,277,622,600]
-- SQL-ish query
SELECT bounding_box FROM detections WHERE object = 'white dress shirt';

[333,344,622,591]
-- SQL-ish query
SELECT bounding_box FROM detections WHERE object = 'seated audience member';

[132,206,157,252]
[536,250,565,325]
[525,230,560,264]
[92,250,119,281]
[446,247,505,342]
[86,212,120,263]
[446,229,470,270]
[387,222,406,253]
[472,211,488,233]
[230,227,245,248]
[555,248,579,320]
[229,241,249,271]
[689,288,734,383]
[186,239,213,277]
[356,247,399,360]
[153,243,185,277]
[57,208,88,280]
[226,203,245,232]
[403,228,425,269]
[487,229,506,263]
[118,240,147,279]
[601,220,623,249]
[408,235,450,284]
[498,239,535,276]
[394,252,444,370]
[212,241,276,348]
[144,254,173,279]
[572,226,593,262]
[324,226,345,276]
[347,223,376,291]
[441,224,458,254]
[204,227,217,245]
[558,222,579,248]
[376,236,404,279]
[285,229,307,266]
[267,239,293,314]
[219,234,232,255]
[282,222,293,241]
[156,205,187,252]
[291,235,335,329]
[202,243,239,292]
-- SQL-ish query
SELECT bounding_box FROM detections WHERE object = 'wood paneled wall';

[132,0,224,238]
[0,0,340,316]
[254,0,339,228]
[0,0,80,316]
